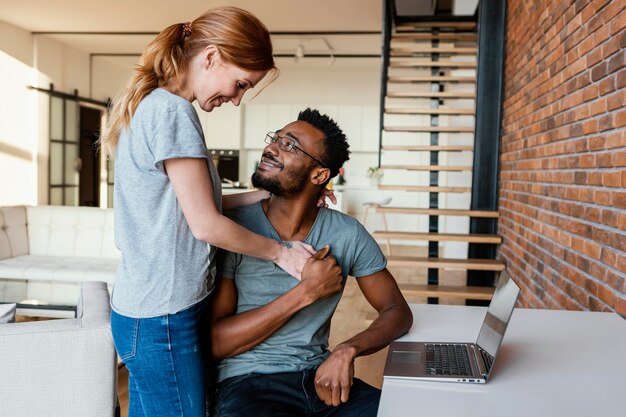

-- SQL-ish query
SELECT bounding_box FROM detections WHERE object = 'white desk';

[378,304,626,417]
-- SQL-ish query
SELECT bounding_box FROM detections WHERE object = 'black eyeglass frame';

[264,132,328,168]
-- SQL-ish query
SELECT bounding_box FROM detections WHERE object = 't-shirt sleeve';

[218,249,240,280]
[349,221,387,278]
[152,104,208,173]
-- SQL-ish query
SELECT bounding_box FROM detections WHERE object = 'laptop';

[384,271,520,384]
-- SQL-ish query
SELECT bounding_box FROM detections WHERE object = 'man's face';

[252,120,326,197]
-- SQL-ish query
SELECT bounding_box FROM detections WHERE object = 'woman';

[100,7,319,417]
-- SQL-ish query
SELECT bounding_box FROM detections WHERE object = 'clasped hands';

[301,246,356,407]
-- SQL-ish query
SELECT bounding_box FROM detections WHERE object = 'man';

[209,108,413,417]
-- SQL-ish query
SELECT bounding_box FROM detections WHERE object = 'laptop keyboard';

[425,343,472,376]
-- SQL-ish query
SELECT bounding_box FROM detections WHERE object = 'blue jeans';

[111,299,208,417]
[213,370,380,417]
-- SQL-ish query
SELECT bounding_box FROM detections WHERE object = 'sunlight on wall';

[0,51,38,205]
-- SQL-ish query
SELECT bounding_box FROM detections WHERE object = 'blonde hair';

[100,6,276,157]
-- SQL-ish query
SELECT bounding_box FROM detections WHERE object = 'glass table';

[0,279,79,318]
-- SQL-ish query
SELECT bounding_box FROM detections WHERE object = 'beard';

[251,167,309,197]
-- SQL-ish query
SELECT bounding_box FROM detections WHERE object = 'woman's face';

[193,47,268,112]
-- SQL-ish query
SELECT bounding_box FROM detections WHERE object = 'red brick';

[500,0,624,314]
[602,171,623,187]
[616,296,626,317]
[615,108,626,128]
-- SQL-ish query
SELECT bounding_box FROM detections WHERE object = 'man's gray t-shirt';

[217,202,386,382]
[111,88,222,318]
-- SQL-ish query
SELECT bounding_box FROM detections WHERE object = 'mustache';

[261,152,281,166]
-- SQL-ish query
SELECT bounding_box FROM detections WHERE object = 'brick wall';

[498,0,625,315]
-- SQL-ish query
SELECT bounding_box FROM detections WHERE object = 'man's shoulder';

[318,208,365,235]
[224,202,265,231]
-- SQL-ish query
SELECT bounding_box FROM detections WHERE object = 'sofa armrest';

[77,280,111,327]
[0,281,117,417]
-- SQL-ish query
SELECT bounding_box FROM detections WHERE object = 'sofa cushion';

[0,303,16,323]
[26,206,119,259]
[0,207,29,260]
[0,255,117,285]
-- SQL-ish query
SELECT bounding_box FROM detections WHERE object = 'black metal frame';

[48,91,78,206]
[378,0,394,168]
[29,84,108,206]
[467,0,507,294]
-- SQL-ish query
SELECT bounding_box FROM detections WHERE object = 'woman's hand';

[275,240,316,280]
[317,188,337,208]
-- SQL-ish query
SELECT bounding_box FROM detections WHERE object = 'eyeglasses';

[264,132,327,168]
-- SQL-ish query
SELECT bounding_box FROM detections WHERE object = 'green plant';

[366,166,383,179]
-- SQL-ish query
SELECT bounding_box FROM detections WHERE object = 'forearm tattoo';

[280,240,293,249]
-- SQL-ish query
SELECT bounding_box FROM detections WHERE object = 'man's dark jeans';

[213,369,380,417]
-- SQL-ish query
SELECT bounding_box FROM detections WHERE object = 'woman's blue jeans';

[111,299,208,417]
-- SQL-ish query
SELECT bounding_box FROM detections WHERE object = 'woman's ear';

[202,44,220,70]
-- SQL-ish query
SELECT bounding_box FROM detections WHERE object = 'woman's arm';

[222,189,270,211]
[222,187,335,210]
[164,157,314,278]
[210,246,342,360]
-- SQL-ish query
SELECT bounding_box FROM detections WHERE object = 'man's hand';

[300,245,343,303]
[314,345,356,406]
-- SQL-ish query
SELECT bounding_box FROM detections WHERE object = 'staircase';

[375,10,504,303]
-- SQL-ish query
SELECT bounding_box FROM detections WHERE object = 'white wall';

[0,21,37,205]
[91,55,139,102]
[0,21,92,206]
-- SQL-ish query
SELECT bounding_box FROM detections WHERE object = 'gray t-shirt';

[217,202,386,382]
[111,88,222,318]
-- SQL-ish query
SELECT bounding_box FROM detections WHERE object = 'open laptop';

[384,271,520,384]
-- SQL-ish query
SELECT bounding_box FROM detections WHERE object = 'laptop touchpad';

[392,351,422,364]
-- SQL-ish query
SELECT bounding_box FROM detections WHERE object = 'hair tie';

[182,21,193,38]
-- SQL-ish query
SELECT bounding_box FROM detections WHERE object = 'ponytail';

[100,23,187,157]
[100,7,276,158]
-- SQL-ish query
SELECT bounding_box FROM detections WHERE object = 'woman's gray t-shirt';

[111,88,222,318]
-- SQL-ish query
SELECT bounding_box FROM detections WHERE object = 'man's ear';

[202,44,221,70]
[310,167,331,186]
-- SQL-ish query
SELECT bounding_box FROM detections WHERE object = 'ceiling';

[0,0,384,56]
[0,1,478,57]
[0,0,385,32]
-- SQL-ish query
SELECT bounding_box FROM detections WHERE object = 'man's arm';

[210,246,343,360]
[314,268,412,406]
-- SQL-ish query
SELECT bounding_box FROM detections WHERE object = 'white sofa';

[0,281,118,417]
[0,205,118,309]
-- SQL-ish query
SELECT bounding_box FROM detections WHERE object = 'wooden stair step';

[399,284,494,301]
[390,59,476,68]
[387,256,504,270]
[390,46,477,56]
[382,145,473,152]
[373,231,502,244]
[380,164,472,172]
[387,91,476,99]
[385,108,475,115]
[384,126,474,133]
[375,208,499,218]
[379,185,471,193]
[392,33,477,41]
[396,22,477,31]
[388,75,475,83]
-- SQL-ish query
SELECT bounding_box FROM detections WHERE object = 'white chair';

[0,281,117,417]
[362,197,393,255]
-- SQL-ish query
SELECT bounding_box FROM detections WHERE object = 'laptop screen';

[475,271,520,357]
